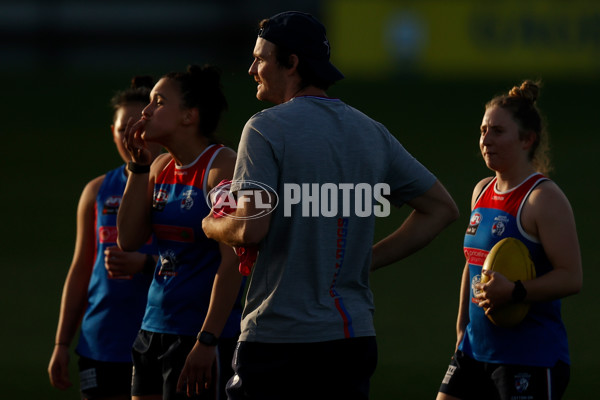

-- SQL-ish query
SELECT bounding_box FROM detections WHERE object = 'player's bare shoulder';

[521,178,573,238]
[471,177,494,209]
[81,174,106,204]
[149,153,172,175]
[526,178,572,214]
[213,146,237,167]
[207,146,237,190]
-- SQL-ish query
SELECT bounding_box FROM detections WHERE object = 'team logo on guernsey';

[158,250,178,277]
[491,215,509,237]
[103,196,121,215]
[466,212,482,235]
[180,189,197,211]
[514,372,531,393]
[471,274,482,304]
[153,189,169,211]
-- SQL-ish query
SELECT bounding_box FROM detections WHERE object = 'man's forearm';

[203,191,274,246]
[202,214,246,247]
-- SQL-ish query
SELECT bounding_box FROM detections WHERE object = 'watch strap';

[197,331,219,346]
[127,161,151,174]
[511,280,527,303]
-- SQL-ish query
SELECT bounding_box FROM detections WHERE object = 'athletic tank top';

[141,145,243,337]
[77,165,156,362]
[459,173,570,366]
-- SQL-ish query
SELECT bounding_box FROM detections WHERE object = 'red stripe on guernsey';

[156,144,224,187]
[474,173,546,217]
[94,202,99,266]
[99,226,152,245]
[153,224,195,243]
[464,247,489,266]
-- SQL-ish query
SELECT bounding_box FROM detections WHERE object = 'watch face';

[199,331,218,346]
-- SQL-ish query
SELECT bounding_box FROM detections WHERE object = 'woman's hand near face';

[122,117,152,165]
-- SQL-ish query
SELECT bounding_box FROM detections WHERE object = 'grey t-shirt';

[231,96,436,343]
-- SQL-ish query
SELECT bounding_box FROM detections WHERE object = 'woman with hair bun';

[437,80,582,400]
[49,76,162,400]
[117,65,243,400]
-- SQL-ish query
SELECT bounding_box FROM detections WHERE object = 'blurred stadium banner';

[326,0,600,78]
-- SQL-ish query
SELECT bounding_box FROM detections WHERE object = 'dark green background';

[2,68,597,399]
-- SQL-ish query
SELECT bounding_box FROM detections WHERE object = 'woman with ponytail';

[117,65,243,400]
[49,76,162,400]
[437,80,582,400]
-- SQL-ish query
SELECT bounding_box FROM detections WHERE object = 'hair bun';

[508,80,540,104]
[111,75,153,110]
[131,75,154,89]
[187,64,203,75]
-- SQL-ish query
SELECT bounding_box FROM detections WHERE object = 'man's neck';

[285,85,328,102]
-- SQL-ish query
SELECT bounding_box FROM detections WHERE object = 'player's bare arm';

[519,181,582,302]
[117,153,169,251]
[455,262,471,350]
[206,147,237,192]
[48,177,101,390]
[177,243,242,397]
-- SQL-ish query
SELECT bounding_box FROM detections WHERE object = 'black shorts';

[438,350,570,400]
[77,356,133,400]
[131,329,237,400]
[226,336,378,400]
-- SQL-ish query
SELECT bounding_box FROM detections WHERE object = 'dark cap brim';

[304,58,345,83]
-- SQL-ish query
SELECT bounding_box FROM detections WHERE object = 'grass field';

[2,69,597,399]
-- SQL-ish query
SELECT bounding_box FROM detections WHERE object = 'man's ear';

[287,54,299,75]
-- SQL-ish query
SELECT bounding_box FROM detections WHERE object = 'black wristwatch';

[511,280,527,303]
[197,331,219,346]
[127,161,151,174]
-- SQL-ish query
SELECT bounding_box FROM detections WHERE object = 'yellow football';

[481,237,536,327]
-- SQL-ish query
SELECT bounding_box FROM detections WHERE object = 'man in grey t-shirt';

[202,11,459,400]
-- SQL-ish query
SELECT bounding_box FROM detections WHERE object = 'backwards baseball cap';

[258,11,344,83]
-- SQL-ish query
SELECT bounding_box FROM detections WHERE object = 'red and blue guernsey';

[77,165,156,363]
[459,173,570,367]
[141,144,243,338]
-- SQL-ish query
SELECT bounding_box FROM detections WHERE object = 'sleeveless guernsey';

[141,145,243,338]
[77,165,156,363]
[460,173,570,366]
